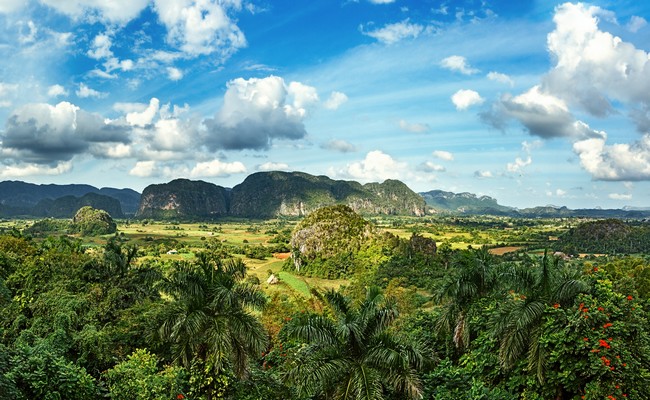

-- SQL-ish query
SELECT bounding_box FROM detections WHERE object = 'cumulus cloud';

[0,161,73,178]
[368,0,395,4]
[432,150,454,161]
[257,162,289,171]
[440,55,479,75]
[362,19,426,44]
[418,161,445,172]
[129,160,157,177]
[324,91,348,110]
[189,159,246,177]
[399,119,430,133]
[487,71,514,86]
[167,67,184,81]
[573,135,650,181]
[320,139,357,153]
[126,98,160,127]
[153,0,247,58]
[451,89,484,110]
[609,192,632,200]
[38,0,149,23]
[87,32,113,59]
[330,150,408,182]
[474,170,493,178]
[1,101,131,164]
[47,84,68,98]
[487,86,605,140]
[203,76,315,150]
[76,83,106,98]
[544,3,650,118]
[506,140,541,174]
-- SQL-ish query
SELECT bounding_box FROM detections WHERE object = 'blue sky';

[2,0,650,209]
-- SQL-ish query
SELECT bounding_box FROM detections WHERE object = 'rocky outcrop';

[136,179,229,219]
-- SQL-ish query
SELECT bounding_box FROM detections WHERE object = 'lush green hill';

[136,178,230,219]
[32,193,124,219]
[557,219,650,254]
[420,190,513,214]
[229,171,426,218]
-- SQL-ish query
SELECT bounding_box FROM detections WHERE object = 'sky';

[2,0,650,209]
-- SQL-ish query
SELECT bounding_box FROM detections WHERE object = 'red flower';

[583,337,589,341]
[599,339,611,349]
[553,303,560,309]
[627,295,633,301]
[598,307,604,311]
[603,322,613,329]
[177,394,185,400]
[582,308,589,313]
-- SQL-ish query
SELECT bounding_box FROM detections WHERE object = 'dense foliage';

[558,219,650,255]
[71,206,117,235]
[1,211,649,399]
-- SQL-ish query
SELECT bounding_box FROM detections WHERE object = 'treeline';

[1,216,650,399]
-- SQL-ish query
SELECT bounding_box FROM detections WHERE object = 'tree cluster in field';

[1,208,650,399]
[557,219,650,255]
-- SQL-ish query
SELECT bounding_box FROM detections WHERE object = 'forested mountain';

[229,171,426,218]
[136,178,230,219]
[0,181,139,216]
[421,190,513,214]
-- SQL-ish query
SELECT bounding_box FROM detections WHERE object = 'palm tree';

[491,250,588,383]
[283,287,428,400]
[436,246,497,350]
[157,253,268,380]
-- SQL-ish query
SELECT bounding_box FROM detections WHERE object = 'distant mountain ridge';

[2,174,649,220]
[0,181,140,217]
[420,190,650,218]
[136,172,427,219]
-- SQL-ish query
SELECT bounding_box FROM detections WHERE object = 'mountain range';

[1,172,649,219]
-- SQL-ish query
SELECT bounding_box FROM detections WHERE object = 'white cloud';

[490,86,606,140]
[39,0,149,23]
[153,0,247,58]
[487,71,514,86]
[474,170,493,178]
[545,3,650,118]
[126,98,160,127]
[321,139,357,153]
[167,67,184,81]
[257,162,289,171]
[418,161,445,172]
[362,19,426,44]
[129,161,158,177]
[506,140,541,174]
[189,159,246,177]
[1,101,130,164]
[451,89,484,110]
[18,20,38,44]
[324,91,348,110]
[0,0,27,13]
[204,76,314,150]
[440,55,479,75]
[330,150,408,182]
[609,193,632,200]
[87,32,113,59]
[399,119,430,133]
[627,16,647,33]
[432,150,454,161]
[0,83,18,107]
[47,84,68,97]
[76,83,106,98]
[0,161,72,178]
[573,135,650,181]
[368,0,395,4]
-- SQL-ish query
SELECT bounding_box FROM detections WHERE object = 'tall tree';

[436,246,497,350]
[491,251,588,383]
[283,287,429,400]
[157,253,268,386]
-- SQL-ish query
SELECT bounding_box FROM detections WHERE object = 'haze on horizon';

[1,0,650,209]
